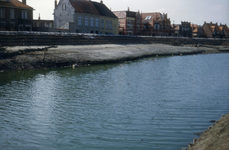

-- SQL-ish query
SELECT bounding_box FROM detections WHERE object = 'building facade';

[0,0,33,31]
[113,8,143,35]
[203,22,221,38]
[179,21,192,37]
[54,0,118,35]
[141,12,171,36]
[33,15,54,29]
[190,24,204,38]
[219,23,229,38]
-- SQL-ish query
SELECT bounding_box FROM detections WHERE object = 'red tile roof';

[204,22,221,33]
[142,12,162,21]
[193,28,198,33]
[219,25,229,32]
[0,0,33,9]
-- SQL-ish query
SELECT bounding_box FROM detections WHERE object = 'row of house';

[0,0,228,38]
[114,8,229,38]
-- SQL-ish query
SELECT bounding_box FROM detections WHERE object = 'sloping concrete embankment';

[0,44,207,71]
[0,44,228,71]
[183,113,229,150]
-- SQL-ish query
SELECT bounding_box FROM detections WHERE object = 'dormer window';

[62,4,66,10]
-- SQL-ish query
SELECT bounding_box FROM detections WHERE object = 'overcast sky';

[26,0,229,25]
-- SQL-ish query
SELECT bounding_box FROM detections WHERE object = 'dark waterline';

[0,53,229,150]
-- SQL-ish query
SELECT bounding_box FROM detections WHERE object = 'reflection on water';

[0,53,229,150]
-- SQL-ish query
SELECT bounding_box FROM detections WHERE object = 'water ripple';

[0,53,229,150]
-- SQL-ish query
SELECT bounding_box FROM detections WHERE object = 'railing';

[0,31,228,41]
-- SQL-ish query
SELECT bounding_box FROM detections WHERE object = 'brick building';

[191,24,204,38]
[179,21,192,37]
[33,15,54,28]
[171,24,180,37]
[0,0,33,31]
[219,23,229,38]
[141,12,171,36]
[203,22,222,38]
[113,8,143,35]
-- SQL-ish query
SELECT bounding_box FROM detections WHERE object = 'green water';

[0,53,229,150]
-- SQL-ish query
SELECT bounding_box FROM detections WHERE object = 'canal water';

[0,53,229,150]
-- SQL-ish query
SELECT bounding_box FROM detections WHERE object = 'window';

[137,23,140,29]
[95,18,99,27]
[145,16,152,20]
[0,8,5,18]
[22,11,28,19]
[154,24,159,30]
[62,4,66,10]
[85,17,89,26]
[106,21,109,29]
[49,23,52,28]
[110,21,112,30]
[0,21,5,31]
[127,21,132,29]
[10,9,14,19]
[90,17,94,27]
[78,16,82,26]
[101,20,104,29]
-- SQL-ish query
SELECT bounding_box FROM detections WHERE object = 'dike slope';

[0,44,228,71]
[185,113,229,150]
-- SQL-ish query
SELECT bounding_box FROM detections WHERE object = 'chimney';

[210,22,212,24]
[38,13,40,20]
[100,0,103,4]
[216,22,218,25]
[22,0,26,4]
[55,0,57,9]
[128,7,130,11]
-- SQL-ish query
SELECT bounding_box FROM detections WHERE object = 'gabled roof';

[219,25,229,32]
[91,1,117,18]
[204,22,221,33]
[69,0,117,18]
[0,0,33,10]
[142,12,162,21]
[190,24,198,28]
[193,28,198,33]
[113,11,127,19]
[69,0,99,15]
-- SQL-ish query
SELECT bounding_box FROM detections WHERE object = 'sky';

[26,0,229,25]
